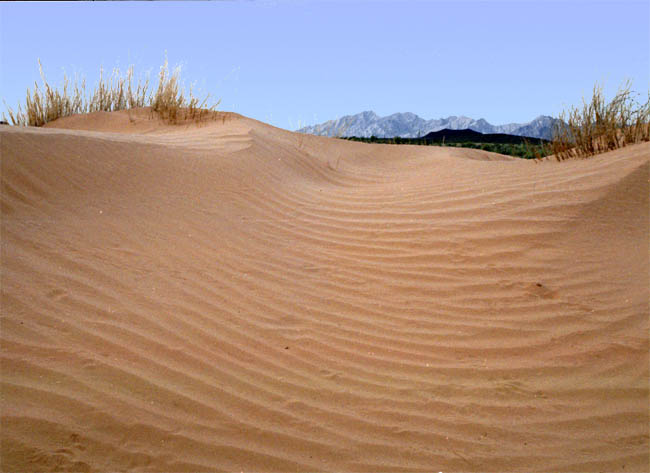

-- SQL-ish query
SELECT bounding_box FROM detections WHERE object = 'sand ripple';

[1,112,648,472]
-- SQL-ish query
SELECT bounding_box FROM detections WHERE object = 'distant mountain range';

[297,111,561,140]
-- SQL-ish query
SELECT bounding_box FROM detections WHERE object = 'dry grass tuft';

[149,58,218,124]
[551,81,650,160]
[3,58,220,127]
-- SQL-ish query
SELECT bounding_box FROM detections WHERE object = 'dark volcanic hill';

[422,128,548,144]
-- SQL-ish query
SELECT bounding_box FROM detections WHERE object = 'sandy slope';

[1,110,648,472]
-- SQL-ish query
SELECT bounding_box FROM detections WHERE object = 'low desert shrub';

[551,81,650,160]
[3,58,220,127]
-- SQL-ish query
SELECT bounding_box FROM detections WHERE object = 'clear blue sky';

[1,1,648,129]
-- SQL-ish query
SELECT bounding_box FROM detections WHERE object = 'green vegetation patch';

[342,136,549,159]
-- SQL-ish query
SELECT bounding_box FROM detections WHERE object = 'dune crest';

[1,112,648,472]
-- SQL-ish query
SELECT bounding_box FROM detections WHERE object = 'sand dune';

[1,110,648,472]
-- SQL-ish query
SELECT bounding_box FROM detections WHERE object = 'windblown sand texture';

[1,109,649,472]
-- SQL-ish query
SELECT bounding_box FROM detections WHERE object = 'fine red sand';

[1,109,648,472]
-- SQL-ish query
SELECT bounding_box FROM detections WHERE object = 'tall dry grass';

[551,81,650,160]
[3,59,220,127]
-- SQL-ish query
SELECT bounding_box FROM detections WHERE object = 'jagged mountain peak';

[297,111,561,140]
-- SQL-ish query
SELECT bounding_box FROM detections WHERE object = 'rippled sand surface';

[1,110,648,472]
